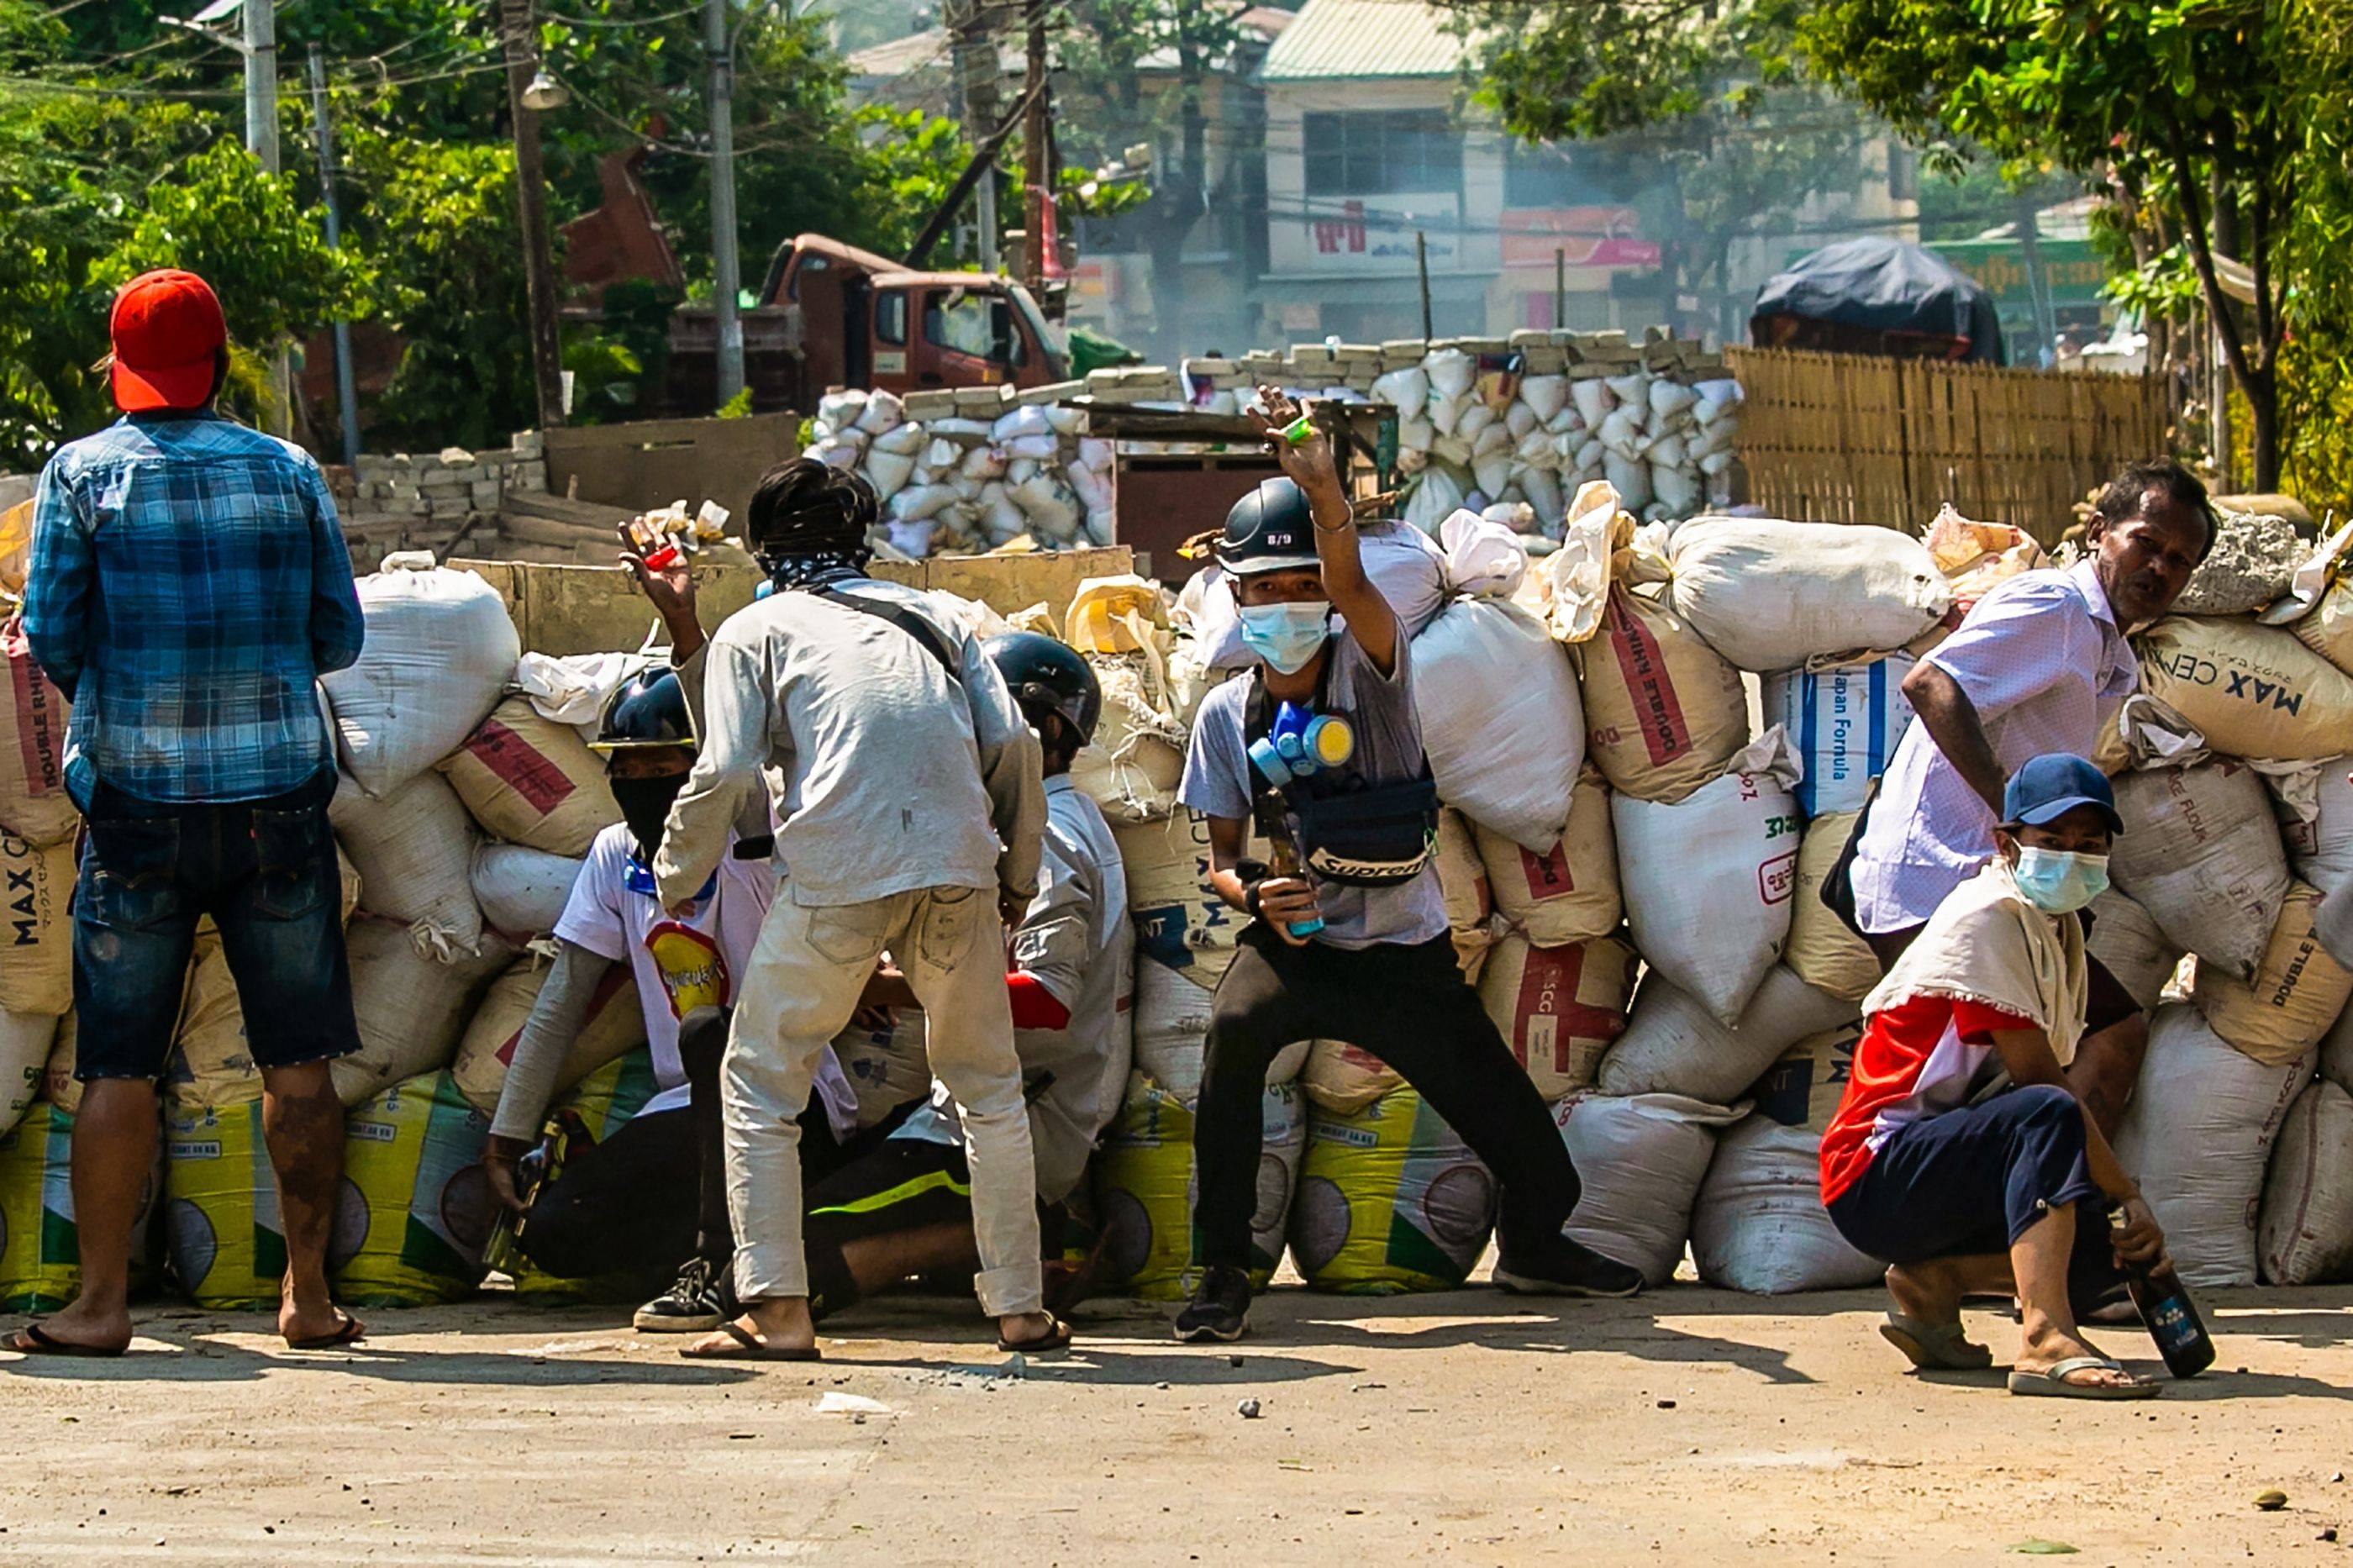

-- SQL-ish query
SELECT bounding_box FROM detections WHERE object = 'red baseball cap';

[108,269,227,413]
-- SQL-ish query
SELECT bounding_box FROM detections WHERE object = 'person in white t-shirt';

[483,545,863,1333]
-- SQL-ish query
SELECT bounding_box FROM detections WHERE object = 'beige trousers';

[723,880,1043,1316]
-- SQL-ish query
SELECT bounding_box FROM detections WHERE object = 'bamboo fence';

[1728,348,2168,546]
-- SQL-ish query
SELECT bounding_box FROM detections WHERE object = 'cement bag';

[330,770,484,961]
[322,554,520,798]
[2283,759,2353,893]
[1612,733,1802,1024]
[435,696,619,858]
[2111,762,2290,981]
[0,616,75,845]
[1131,955,1307,1107]
[1667,518,1951,671]
[0,1007,49,1138]
[2190,882,2353,1066]
[38,1011,76,1114]
[1555,1091,1743,1286]
[1094,1074,1304,1297]
[470,844,582,940]
[506,1050,667,1302]
[1748,1023,1863,1135]
[2113,1004,2311,1287]
[1578,586,1750,804]
[1113,813,1255,989]
[1480,933,1637,1099]
[1767,657,1915,819]
[163,1098,284,1309]
[1070,652,1188,824]
[2257,1080,2353,1284]
[1785,812,1881,1002]
[0,833,71,1016]
[1600,967,1857,1105]
[450,953,648,1116]
[1433,807,1491,937]
[2085,887,2181,1014]
[1291,1088,1497,1294]
[1301,1039,1403,1115]
[166,946,260,1110]
[1690,1115,1882,1293]
[329,1070,496,1306]
[2326,997,2353,1093]
[1,1102,158,1312]
[1411,597,1583,852]
[1476,770,1619,945]
[2135,617,2353,761]
[830,1013,934,1129]
[333,919,514,1107]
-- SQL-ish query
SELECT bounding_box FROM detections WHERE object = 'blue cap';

[2003,753,2124,834]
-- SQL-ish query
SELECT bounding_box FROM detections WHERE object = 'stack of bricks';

[347,430,547,522]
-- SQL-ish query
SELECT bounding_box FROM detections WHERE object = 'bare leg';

[1885,1252,2013,1327]
[2011,1201,2138,1389]
[259,1060,361,1345]
[691,1296,817,1356]
[831,1222,1055,1343]
[24,1077,158,1352]
[2067,1013,2149,1139]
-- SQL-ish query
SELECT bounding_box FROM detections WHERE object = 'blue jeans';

[72,766,360,1082]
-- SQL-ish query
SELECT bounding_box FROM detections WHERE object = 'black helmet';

[1215,478,1322,577]
[592,667,696,752]
[983,632,1101,746]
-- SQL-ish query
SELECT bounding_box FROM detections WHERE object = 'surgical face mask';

[1238,599,1330,675]
[609,772,690,864]
[2011,846,2110,914]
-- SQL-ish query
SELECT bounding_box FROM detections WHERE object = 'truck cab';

[766,234,1067,394]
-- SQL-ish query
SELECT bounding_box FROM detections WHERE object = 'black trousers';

[519,1008,855,1286]
[1194,923,1582,1272]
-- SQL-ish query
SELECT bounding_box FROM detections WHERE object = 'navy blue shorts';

[73,766,361,1082]
[1826,1084,2124,1308]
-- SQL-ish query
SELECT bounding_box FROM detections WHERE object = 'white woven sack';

[2113,1004,2312,1287]
[1598,966,1856,1105]
[1689,1115,1882,1293]
[330,919,514,1106]
[330,770,483,961]
[1410,597,1583,852]
[1667,518,1951,672]
[2110,761,2290,981]
[321,553,519,799]
[1131,955,1307,1106]
[1554,1091,1743,1286]
[1612,729,1803,1024]
[2257,1080,2353,1284]
[470,842,584,940]
[2283,758,2353,894]
[2084,887,2182,1014]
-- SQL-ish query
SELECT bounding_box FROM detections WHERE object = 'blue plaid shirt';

[26,413,364,805]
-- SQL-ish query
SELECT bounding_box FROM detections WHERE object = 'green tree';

[1798,0,2298,487]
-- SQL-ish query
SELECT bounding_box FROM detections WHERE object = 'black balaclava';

[610,773,689,865]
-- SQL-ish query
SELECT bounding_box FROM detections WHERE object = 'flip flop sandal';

[678,1320,822,1363]
[1878,1312,1994,1371]
[997,1315,1074,1356]
[286,1313,366,1352]
[5,1322,127,1358]
[2007,1355,2160,1400]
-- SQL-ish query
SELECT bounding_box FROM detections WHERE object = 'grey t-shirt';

[1178,627,1449,950]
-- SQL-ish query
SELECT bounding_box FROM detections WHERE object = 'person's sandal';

[678,1320,822,1362]
[2007,1355,2160,1399]
[997,1314,1073,1356]
[1878,1312,1993,1371]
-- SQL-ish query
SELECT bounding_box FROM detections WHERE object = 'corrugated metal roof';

[1258,0,1464,82]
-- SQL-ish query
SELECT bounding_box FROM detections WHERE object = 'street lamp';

[521,67,569,112]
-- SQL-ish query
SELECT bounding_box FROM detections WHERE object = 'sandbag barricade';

[1410,597,1583,852]
[2109,761,2290,982]
[1784,813,1880,1002]
[2084,887,2182,1015]
[0,615,76,846]
[471,843,585,941]
[0,1007,51,1140]
[333,919,516,1107]
[1577,585,1750,805]
[1289,1087,1497,1294]
[451,952,648,1116]
[0,832,73,1017]
[1554,1091,1743,1286]
[2135,617,2353,762]
[0,1102,159,1312]
[1690,1115,1882,1294]
[1475,769,1620,946]
[1478,933,1637,1100]
[1301,1039,1403,1116]
[1598,966,1857,1106]
[1667,517,1951,674]
[164,1098,285,1309]
[1092,1073,1303,1297]
[1767,657,1915,820]
[2188,881,2353,1066]
[331,770,486,963]
[321,554,519,799]
[2258,1079,2353,1286]
[1112,813,1255,991]
[437,696,619,858]
[330,1070,497,1307]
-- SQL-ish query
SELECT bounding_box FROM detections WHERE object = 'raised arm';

[1248,384,1398,675]
[655,634,770,911]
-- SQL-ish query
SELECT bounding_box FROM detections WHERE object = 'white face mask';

[2010,846,2111,914]
[1238,600,1330,674]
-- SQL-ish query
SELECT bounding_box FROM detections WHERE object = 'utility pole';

[1022,0,1050,294]
[242,0,277,171]
[945,0,1000,270]
[1416,230,1432,344]
[502,0,567,429]
[307,46,361,465]
[1553,247,1566,331]
[707,0,744,408]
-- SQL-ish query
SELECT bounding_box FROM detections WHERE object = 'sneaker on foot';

[1174,1265,1252,1344]
[1492,1236,1645,1298]
[633,1256,732,1333]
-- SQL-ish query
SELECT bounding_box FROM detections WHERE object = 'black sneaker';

[1492,1236,1646,1298]
[1173,1265,1252,1343]
[633,1256,732,1333]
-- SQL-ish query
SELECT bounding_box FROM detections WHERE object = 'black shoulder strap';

[808,582,960,683]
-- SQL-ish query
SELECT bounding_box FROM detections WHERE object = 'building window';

[1302,110,1460,197]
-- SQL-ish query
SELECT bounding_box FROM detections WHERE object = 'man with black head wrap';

[655,460,1062,1360]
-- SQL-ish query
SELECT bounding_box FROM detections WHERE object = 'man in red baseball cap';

[10,266,368,1357]
[107,268,229,413]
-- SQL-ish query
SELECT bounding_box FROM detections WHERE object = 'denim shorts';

[73,766,361,1082]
